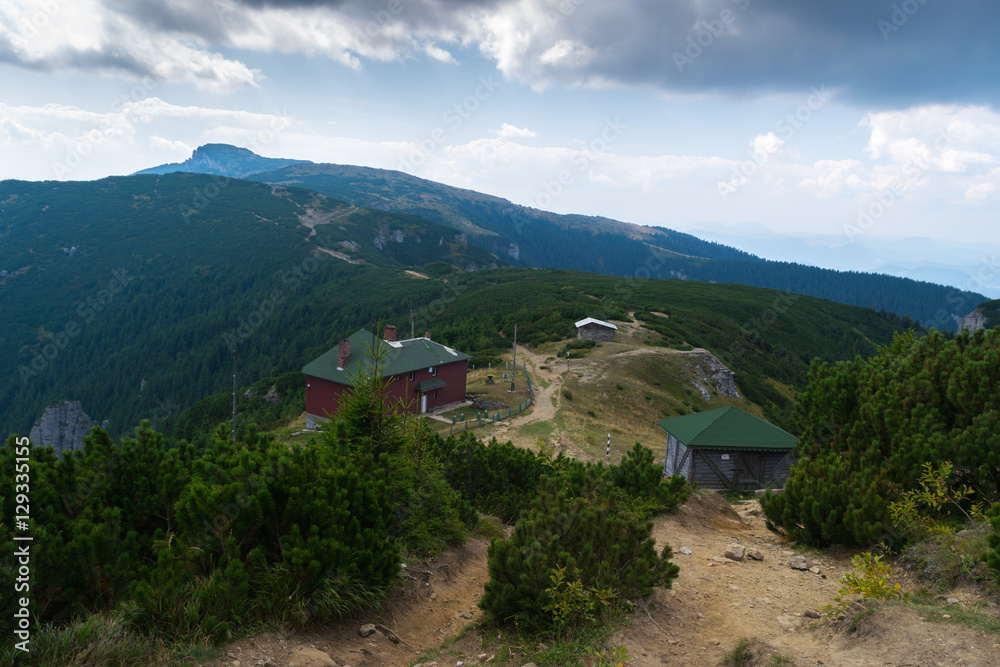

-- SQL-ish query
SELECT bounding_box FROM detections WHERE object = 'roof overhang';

[415,379,447,392]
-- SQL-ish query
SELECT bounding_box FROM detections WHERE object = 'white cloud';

[491,123,536,139]
[799,159,866,198]
[0,0,260,92]
[749,132,784,161]
[0,99,295,180]
[964,167,1000,202]
[538,39,593,68]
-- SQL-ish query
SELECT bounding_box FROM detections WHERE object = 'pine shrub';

[480,464,679,632]
[762,329,1000,548]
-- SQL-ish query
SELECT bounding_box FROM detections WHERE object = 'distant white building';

[575,317,617,342]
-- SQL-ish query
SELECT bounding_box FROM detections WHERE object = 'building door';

[421,394,427,413]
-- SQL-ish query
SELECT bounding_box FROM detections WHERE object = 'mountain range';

[138,144,989,330]
[1,143,994,438]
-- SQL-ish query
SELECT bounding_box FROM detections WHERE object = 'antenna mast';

[231,345,237,442]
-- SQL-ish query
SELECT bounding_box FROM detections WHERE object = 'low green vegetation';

[721,637,794,667]
[480,444,688,634]
[762,329,1000,552]
[824,552,908,620]
[557,339,597,358]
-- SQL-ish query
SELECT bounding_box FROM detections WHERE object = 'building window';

[409,371,415,381]
[430,366,437,376]
[433,390,438,398]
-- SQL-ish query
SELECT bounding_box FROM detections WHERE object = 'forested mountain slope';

[0,173,497,436]
[137,143,983,328]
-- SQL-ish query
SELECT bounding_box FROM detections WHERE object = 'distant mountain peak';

[134,143,312,179]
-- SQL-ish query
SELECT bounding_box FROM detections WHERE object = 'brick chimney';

[424,331,430,339]
[383,324,397,342]
[337,339,350,369]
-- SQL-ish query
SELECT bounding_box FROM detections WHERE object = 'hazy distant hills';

[137,144,989,330]
[691,223,1000,300]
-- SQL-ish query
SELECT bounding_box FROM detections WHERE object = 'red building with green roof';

[658,406,796,491]
[303,325,471,428]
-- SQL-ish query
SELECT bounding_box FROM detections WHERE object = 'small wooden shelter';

[658,406,796,490]
[575,317,617,342]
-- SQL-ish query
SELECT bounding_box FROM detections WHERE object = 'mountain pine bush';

[610,442,690,515]
[762,329,1000,548]
[429,431,547,522]
[480,463,679,632]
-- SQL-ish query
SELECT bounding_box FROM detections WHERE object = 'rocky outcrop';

[28,400,94,455]
[685,351,740,400]
[958,309,987,332]
[470,397,508,411]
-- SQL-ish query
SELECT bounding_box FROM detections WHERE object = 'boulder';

[789,555,808,570]
[746,548,764,561]
[724,544,746,562]
[285,647,337,667]
[358,624,376,638]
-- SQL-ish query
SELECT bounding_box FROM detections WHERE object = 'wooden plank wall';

[691,451,792,490]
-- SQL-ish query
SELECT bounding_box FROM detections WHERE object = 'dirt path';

[497,347,562,431]
[216,539,491,667]
[621,493,1000,667]
[212,494,1000,667]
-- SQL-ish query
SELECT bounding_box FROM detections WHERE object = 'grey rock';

[809,566,821,574]
[264,385,281,405]
[789,555,809,570]
[958,309,987,332]
[358,623,376,638]
[746,548,764,561]
[471,397,508,411]
[724,544,746,562]
[285,647,337,667]
[685,351,740,400]
[28,400,94,456]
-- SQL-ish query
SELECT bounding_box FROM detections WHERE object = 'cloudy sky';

[2,0,999,255]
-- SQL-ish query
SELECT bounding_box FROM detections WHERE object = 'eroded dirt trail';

[622,493,1000,667]
[217,539,490,667]
[215,495,1000,667]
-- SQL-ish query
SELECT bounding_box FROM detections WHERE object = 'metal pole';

[510,319,517,392]
[232,345,237,443]
[607,433,611,458]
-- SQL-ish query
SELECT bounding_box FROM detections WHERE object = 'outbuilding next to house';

[303,325,471,428]
[575,317,618,342]
[658,406,796,491]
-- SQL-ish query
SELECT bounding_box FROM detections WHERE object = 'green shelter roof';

[415,379,447,392]
[303,329,471,385]
[656,406,796,451]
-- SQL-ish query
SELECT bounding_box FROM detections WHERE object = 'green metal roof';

[415,379,447,392]
[303,329,471,385]
[656,406,796,451]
